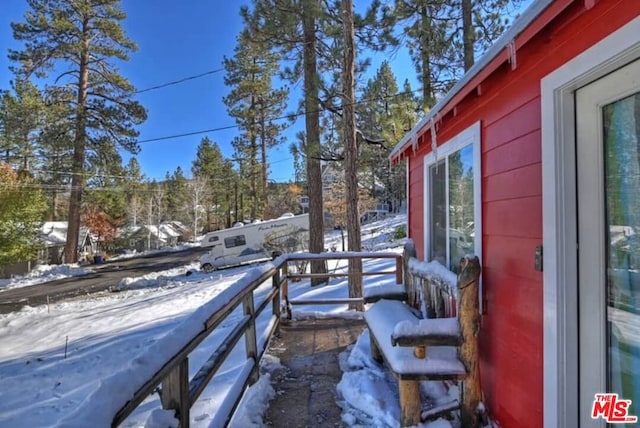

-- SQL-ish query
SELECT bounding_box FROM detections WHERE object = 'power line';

[134,68,224,94]
[137,124,238,144]
[18,156,294,185]
[136,86,423,144]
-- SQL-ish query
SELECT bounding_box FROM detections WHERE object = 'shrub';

[393,224,407,240]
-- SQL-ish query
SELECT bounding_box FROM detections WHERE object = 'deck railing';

[111,251,402,427]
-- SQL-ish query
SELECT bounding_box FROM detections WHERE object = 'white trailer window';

[208,236,219,243]
[224,235,246,248]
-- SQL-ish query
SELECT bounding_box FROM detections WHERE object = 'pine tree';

[242,0,328,280]
[223,28,289,219]
[82,159,129,253]
[393,0,522,108]
[38,98,74,220]
[0,80,44,170]
[191,137,236,230]
[10,0,147,263]
[358,64,419,211]
[164,167,189,223]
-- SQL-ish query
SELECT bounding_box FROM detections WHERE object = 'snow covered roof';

[39,222,92,248]
[120,222,187,241]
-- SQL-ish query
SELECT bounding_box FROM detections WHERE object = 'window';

[424,122,481,273]
[224,235,246,248]
[208,236,219,243]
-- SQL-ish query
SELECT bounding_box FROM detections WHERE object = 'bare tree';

[186,176,208,241]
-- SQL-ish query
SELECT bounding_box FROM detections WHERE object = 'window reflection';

[604,91,640,425]
[448,145,475,272]
[427,144,475,273]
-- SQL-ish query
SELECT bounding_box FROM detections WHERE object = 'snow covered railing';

[363,240,483,427]
[274,251,403,317]
[106,251,402,427]
[109,264,282,428]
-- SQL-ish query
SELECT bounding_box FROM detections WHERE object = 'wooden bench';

[364,243,482,427]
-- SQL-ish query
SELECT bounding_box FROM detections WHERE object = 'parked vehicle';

[199,213,309,272]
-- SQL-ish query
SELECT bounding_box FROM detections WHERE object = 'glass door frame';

[541,16,640,428]
[576,59,640,427]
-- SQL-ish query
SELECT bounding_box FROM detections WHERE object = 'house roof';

[39,222,93,247]
[120,222,187,242]
[389,0,561,162]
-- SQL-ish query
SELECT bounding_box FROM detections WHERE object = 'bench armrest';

[391,318,461,347]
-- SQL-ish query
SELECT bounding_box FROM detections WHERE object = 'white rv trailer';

[199,213,309,272]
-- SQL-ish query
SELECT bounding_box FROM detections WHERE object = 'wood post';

[399,379,421,427]
[243,293,259,385]
[395,255,403,285]
[457,256,482,428]
[272,267,281,335]
[370,334,382,363]
[160,358,190,427]
[281,263,290,319]
[403,240,418,310]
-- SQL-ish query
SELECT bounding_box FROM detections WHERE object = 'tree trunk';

[64,17,90,264]
[250,138,258,220]
[462,0,474,71]
[458,256,482,427]
[303,0,327,285]
[260,111,268,218]
[420,3,434,108]
[342,0,362,311]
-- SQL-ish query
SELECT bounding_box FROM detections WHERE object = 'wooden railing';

[111,251,402,427]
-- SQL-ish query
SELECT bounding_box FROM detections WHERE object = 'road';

[0,247,209,314]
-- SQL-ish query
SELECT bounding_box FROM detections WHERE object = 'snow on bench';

[364,299,466,379]
[363,283,408,303]
[363,241,482,427]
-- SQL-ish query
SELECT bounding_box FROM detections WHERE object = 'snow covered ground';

[0,243,201,291]
[0,214,458,427]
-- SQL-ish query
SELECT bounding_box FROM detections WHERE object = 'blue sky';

[0,0,417,182]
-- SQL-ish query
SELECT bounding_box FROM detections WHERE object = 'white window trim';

[541,16,640,428]
[422,121,482,269]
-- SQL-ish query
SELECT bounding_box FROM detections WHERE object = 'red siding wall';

[405,1,640,426]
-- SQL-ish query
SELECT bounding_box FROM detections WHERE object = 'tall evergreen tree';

[242,0,329,280]
[245,0,392,282]
[0,79,44,170]
[342,0,363,309]
[393,0,521,107]
[164,166,189,223]
[358,63,419,211]
[38,97,74,220]
[191,137,236,230]
[223,28,289,219]
[10,0,147,263]
[393,0,455,108]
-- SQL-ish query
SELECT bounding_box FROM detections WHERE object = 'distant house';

[118,222,189,253]
[38,222,96,264]
[390,2,640,427]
